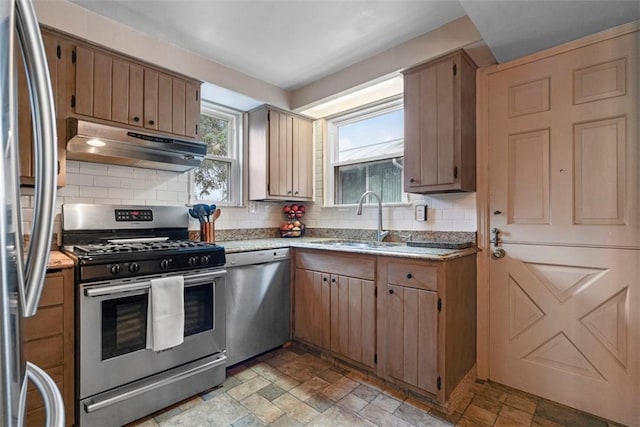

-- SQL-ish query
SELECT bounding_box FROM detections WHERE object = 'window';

[190,102,242,205]
[327,97,404,205]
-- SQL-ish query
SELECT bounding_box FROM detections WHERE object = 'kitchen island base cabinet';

[21,268,74,427]
[293,250,376,370]
[378,255,476,404]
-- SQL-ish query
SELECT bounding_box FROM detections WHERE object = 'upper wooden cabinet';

[17,30,67,187]
[403,49,477,193]
[72,42,201,139]
[248,106,313,201]
[18,27,202,187]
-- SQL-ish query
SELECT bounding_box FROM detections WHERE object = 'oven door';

[78,268,226,399]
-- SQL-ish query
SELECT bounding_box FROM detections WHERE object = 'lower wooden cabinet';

[377,255,476,403]
[293,250,376,369]
[21,268,74,427]
[292,248,477,405]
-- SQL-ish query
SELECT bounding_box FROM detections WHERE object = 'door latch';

[491,228,502,246]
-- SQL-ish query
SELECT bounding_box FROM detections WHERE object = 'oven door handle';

[84,269,227,297]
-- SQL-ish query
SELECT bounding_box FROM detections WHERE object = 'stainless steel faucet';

[356,191,389,242]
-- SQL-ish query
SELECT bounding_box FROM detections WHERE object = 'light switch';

[415,204,427,221]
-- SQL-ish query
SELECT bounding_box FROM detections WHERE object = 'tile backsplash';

[20,160,476,245]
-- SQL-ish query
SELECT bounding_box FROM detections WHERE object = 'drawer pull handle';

[388,289,394,295]
[406,273,413,279]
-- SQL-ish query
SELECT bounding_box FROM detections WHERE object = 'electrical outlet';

[415,204,427,221]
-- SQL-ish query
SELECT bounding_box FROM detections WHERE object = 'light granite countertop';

[219,238,477,261]
[47,251,74,269]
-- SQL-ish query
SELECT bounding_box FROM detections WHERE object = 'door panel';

[490,245,638,425]
[487,30,639,426]
[488,31,638,247]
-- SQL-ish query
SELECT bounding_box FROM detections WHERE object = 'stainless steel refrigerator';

[1,0,64,425]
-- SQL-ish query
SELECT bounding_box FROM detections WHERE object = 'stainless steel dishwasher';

[225,248,290,366]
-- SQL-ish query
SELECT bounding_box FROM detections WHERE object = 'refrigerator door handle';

[18,362,65,427]
[14,0,58,317]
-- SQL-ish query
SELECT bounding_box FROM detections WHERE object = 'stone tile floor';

[128,343,624,427]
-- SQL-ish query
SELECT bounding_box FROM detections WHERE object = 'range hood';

[66,118,207,173]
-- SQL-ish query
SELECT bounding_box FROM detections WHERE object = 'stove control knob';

[201,255,210,265]
[160,259,171,270]
[110,264,122,275]
[188,256,198,267]
[128,262,140,273]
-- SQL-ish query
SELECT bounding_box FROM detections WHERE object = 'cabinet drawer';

[23,335,63,368]
[22,306,63,341]
[40,273,64,307]
[387,262,437,291]
[295,250,375,281]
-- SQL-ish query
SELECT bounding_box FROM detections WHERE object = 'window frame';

[325,96,406,206]
[189,102,243,206]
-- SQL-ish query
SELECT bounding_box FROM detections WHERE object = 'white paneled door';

[486,28,639,426]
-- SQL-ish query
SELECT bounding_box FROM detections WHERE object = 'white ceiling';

[460,0,640,63]
[69,0,466,90]
[68,0,639,106]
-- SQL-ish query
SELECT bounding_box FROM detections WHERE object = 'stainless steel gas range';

[62,204,227,427]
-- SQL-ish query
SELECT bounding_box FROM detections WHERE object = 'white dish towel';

[146,276,185,351]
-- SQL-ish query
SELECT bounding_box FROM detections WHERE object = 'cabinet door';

[157,73,173,133]
[171,78,186,135]
[330,275,376,368]
[268,110,293,197]
[185,81,200,138]
[294,269,330,349]
[404,57,456,192]
[292,116,313,199]
[128,64,144,127]
[75,46,113,120]
[143,69,159,130]
[111,59,129,124]
[385,284,438,394]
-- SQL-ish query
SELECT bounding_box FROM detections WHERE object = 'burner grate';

[73,240,217,256]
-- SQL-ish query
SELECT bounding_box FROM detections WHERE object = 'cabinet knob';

[133,116,140,122]
[388,289,394,295]
[295,191,299,195]
[410,178,415,183]
[323,277,327,282]
[149,120,155,125]
[331,278,336,283]
[287,191,292,194]
[406,273,412,279]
